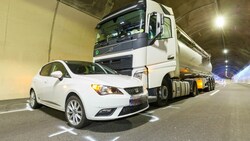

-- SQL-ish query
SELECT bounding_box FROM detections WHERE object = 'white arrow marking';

[140,113,159,122]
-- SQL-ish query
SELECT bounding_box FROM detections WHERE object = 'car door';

[44,62,71,109]
[35,63,53,101]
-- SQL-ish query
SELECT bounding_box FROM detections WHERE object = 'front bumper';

[85,90,149,120]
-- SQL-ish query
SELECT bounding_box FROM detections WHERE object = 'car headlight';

[91,84,123,95]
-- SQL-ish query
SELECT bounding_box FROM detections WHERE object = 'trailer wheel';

[204,82,211,92]
[190,82,198,97]
[157,79,171,106]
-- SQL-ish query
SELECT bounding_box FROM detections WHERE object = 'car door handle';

[168,55,175,60]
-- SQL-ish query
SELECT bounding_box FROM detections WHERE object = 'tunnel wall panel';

[0,0,99,100]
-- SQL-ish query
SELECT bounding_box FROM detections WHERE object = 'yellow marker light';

[197,79,203,89]
[180,68,189,73]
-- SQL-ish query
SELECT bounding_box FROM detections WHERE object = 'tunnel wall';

[0,0,99,100]
[232,65,250,84]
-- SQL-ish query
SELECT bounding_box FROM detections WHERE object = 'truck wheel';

[212,83,215,90]
[65,95,90,128]
[157,79,171,106]
[209,82,212,91]
[204,82,211,92]
[190,82,198,97]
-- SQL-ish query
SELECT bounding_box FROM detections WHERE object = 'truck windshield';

[96,9,145,44]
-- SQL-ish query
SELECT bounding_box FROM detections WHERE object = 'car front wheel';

[65,95,90,128]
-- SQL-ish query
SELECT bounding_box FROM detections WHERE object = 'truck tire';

[157,79,171,106]
[211,80,215,90]
[204,81,211,92]
[190,82,198,97]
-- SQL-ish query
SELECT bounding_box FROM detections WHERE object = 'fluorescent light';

[226,65,228,68]
[225,60,228,63]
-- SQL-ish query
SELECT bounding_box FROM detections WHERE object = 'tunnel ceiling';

[61,0,250,78]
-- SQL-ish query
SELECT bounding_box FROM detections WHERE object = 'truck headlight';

[91,84,123,95]
[134,72,143,80]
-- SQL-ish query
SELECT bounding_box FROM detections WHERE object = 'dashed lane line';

[162,105,180,110]
[210,90,220,96]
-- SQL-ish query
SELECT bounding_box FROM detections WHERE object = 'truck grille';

[96,55,133,76]
[124,87,143,95]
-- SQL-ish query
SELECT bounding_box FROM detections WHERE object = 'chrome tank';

[178,41,212,74]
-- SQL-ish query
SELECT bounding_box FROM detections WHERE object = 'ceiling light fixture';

[223,49,228,54]
[225,60,228,63]
[215,16,225,28]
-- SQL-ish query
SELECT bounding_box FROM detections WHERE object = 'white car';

[30,60,148,128]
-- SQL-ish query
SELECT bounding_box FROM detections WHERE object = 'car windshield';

[65,61,117,75]
[96,9,145,44]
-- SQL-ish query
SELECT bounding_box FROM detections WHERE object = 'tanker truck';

[93,0,215,106]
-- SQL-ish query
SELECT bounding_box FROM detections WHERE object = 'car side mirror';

[51,71,63,81]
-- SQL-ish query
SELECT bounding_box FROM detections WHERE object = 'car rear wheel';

[29,90,41,109]
[65,95,90,128]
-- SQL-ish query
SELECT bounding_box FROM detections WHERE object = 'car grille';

[118,102,148,116]
[124,86,143,95]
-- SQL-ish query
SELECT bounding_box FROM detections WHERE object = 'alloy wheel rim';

[66,100,83,125]
[30,92,35,107]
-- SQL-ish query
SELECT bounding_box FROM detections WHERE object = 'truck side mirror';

[148,12,163,45]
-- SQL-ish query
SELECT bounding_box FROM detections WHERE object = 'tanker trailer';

[93,0,215,106]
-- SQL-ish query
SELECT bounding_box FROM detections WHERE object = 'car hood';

[76,74,142,88]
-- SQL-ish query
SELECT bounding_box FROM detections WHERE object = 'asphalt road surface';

[0,82,249,141]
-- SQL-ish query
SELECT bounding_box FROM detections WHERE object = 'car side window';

[51,62,70,78]
[40,64,52,76]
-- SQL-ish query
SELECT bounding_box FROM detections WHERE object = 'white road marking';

[140,113,159,122]
[146,110,155,114]
[84,136,97,141]
[111,137,120,141]
[48,126,77,138]
[0,109,29,115]
[26,103,34,111]
[84,136,120,141]
[162,105,180,109]
[210,90,220,96]
[0,103,33,115]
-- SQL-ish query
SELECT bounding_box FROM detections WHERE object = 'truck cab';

[93,0,215,106]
